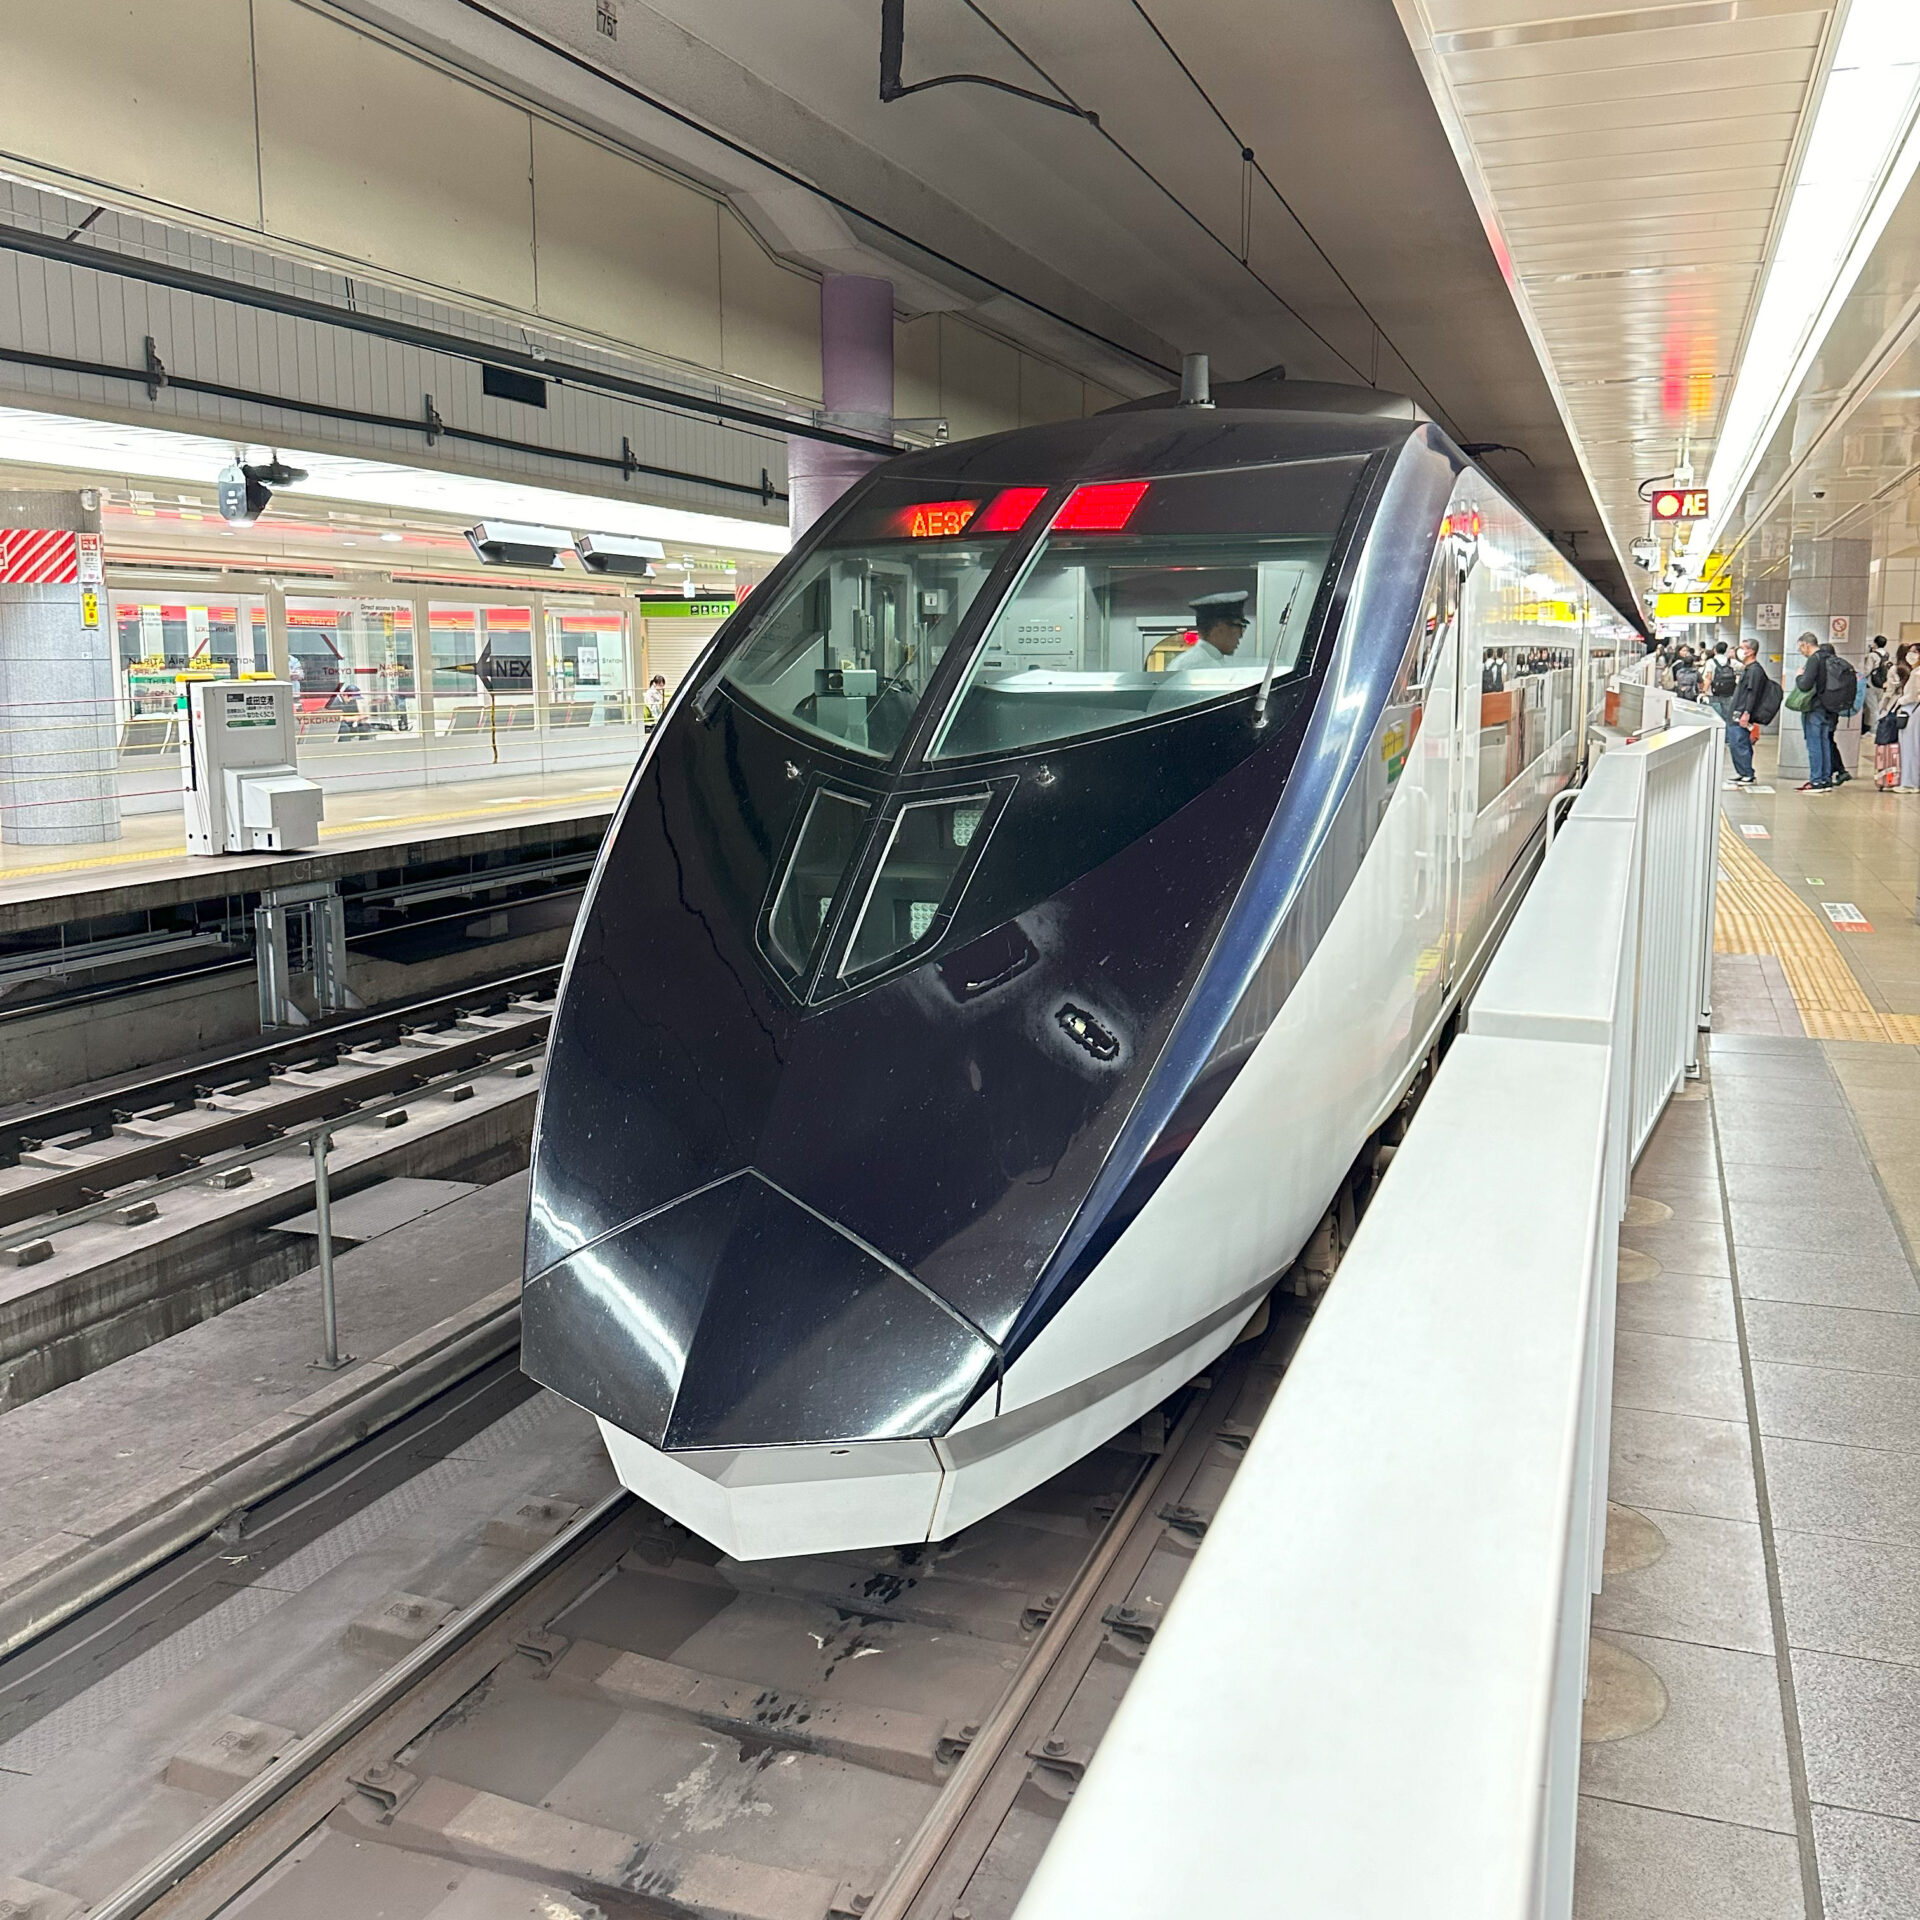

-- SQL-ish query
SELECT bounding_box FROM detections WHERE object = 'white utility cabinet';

[181,679,324,855]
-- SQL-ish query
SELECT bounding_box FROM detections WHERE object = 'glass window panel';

[928,459,1361,763]
[719,481,1045,760]
[765,790,872,981]
[287,599,417,735]
[839,793,991,979]
[546,606,631,723]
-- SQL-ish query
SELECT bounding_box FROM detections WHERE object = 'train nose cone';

[521,1170,998,1450]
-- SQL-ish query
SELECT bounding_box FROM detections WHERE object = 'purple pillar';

[789,275,894,538]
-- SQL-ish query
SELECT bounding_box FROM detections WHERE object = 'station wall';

[0,0,1117,432]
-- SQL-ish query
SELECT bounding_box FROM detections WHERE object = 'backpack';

[1673,660,1702,700]
[1872,655,1891,689]
[1822,652,1858,714]
[1711,658,1737,698]
[1751,673,1783,726]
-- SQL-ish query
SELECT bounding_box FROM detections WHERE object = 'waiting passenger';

[1168,591,1251,672]
[1725,640,1772,789]
[642,673,668,727]
[1792,632,1853,792]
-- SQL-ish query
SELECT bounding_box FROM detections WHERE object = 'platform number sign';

[1650,489,1709,523]
[596,0,617,36]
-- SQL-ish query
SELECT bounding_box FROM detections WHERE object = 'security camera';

[218,454,307,525]
[466,521,570,568]
[1630,537,1659,570]
[575,532,664,577]
[1810,487,1827,500]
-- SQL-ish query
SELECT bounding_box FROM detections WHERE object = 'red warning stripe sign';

[0,529,80,584]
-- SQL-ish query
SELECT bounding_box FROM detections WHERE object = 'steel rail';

[0,966,559,1163]
[84,1488,634,1920]
[0,1034,547,1252]
[863,1388,1209,1920]
[0,1012,552,1235]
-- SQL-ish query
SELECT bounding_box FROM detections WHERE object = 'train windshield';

[718,481,1050,760]
[927,458,1363,763]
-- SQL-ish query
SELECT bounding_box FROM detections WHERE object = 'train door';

[1443,524,1482,995]
[1403,548,1459,1045]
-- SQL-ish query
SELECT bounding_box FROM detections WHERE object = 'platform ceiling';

[448,0,1678,613]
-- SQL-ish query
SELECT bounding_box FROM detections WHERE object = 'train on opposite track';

[519,373,1636,1558]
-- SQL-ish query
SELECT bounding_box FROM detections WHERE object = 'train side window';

[1378,546,1452,794]
[763,789,873,983]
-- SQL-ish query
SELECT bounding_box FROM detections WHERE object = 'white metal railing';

[1013,720,1720,1920]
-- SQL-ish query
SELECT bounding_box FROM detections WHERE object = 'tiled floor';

[1578,731,1920,1916]
[1576,1041,1920,1918]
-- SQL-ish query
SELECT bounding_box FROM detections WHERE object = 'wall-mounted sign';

[1756,602,1783,630]
[1830,615,1850,644]
[76,532,103,585]
[1654,589,1731,619]
[1650,489,1710,522]
[637,599,737,619]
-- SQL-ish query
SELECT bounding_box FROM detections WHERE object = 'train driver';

[1168,590,1252,671]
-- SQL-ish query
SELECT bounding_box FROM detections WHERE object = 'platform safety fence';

[1013,716,1721,1920]
[0,690,651,841]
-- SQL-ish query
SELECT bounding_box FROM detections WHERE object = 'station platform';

[0,764,622,924]
[1577,746,1920,1915]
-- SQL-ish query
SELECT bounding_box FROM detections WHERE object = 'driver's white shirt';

[1167,637,1236,672]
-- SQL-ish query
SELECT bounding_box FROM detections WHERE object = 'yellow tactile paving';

[1714,819,1911,1042]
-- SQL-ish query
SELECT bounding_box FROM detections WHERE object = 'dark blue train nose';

[521,1169,998,1450]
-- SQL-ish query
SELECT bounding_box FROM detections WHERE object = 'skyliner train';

[520,376,1633,1559]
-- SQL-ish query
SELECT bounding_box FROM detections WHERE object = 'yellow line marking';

[0,789,621,883]
[1715,819,1913,1043]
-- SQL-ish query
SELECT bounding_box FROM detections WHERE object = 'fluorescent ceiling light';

[1696,0,1920,563]
[0,405,791,557]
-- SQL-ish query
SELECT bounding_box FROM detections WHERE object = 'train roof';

[877,408,1432,491]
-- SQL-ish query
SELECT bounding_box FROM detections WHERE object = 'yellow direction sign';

[1655,589,1731,619]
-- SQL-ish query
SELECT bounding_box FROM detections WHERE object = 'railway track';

[0,970,560,1240]
[65,1312,1300,1920]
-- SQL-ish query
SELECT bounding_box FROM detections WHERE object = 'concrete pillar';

[788,275,894,539]
[1779,536,1871,779]
[0,488,118,845]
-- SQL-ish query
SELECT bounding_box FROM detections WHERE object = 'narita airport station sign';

[1654,588,1732,619]
[1650,488,1710,522]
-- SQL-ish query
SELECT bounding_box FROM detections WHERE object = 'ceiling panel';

[1396,0,1838,595]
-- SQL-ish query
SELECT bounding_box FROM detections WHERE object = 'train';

[520,375,1631,1559]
